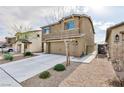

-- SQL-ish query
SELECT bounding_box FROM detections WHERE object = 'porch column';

[44,42,49,53]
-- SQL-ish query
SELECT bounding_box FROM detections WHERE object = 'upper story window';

[64,20,75,30]
[43,27,50,34]
[114,34,120,42]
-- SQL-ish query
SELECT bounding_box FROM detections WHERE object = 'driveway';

[0,52,96,87]
[0,68,21,87]
[0,54,66,85]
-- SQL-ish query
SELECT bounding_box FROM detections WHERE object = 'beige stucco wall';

[42,16,95,57]
[45,37,86,57]
[107,25,124,60]
[51,23,62,33]
[49,17,80,34]
[80,17,95,53]
[14,31,42,53]
[28,31,42,52]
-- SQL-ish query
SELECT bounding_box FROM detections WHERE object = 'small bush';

[24,51,33,56]
[54,64,65,71]
[39,71,51,79]
[4,53,13,61]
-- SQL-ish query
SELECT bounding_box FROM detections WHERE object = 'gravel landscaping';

[59,58,119,87]
[0,54,36,65]
[111,60,124,86]
[21,62,81,87]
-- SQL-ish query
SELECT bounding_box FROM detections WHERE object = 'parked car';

[3,47,15,52]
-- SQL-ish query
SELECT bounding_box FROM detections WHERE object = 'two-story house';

[14,30,42,53]
[5,37,16,47]
[106,22,124,61]
[41,14,95,57]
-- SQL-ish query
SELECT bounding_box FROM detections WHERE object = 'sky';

[0,6,124,43]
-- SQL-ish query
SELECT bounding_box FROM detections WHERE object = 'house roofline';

[40,14,95,34]
[105,22,124,42]
[15,30,41,36]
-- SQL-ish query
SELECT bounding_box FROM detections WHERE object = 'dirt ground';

[112,60,124,81]
[21,62,81,87]
[59,57,119,87]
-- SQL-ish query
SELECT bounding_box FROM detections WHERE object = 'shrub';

[24,51,33,56]
[54,64,66,71]
[4,53,13,61]
[39,71,51,79]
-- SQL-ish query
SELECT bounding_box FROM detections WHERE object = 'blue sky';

[0,6,124,43]
[87,6,124,43]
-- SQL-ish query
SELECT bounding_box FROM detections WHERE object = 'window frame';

[64,20,75,30]
[114,34,120,42]
[43,27,50,34]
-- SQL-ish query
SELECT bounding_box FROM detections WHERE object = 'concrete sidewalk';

[71,51,97,63]
[0,68,21,87]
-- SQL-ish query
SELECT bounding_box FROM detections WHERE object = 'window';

[37,34,40,37]
[43,27,50,34]
[24,44,28,49]
[115,34,119,42]
[64,20,75,30]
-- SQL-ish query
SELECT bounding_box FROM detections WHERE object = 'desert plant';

[4,53,13,61]
[39,71,51,79]
[54,64,66,71]
[24,51,33,56]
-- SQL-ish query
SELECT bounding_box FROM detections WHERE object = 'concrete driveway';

[0,52,96,87]
[0,54,66,86]
[0,68,21,87]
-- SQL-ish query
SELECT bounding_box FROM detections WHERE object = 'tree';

[44,6,81,25]
[64,40,71,66]
[10,24,32,33]
[7,24,34,53]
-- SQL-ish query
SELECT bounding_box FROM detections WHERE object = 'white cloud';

[94,21,115,30]
[0,7,88,31]
[0,6,90,40]
[83,7,89,13]
[93,21,115,43]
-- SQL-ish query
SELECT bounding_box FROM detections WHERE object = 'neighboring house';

[106,22,124,61]
[14,30,42,53]
[41,14,95,57]
[5,37,16,47]
[0,41,6,53]
[0,41,6,48]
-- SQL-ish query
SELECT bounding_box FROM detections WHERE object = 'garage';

[50,41,65,55]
